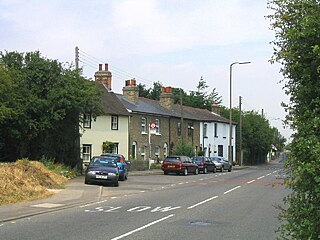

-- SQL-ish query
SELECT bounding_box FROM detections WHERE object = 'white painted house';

[80,64,130,164]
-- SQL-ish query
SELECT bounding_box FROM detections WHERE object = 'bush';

[39,157,78,179]
[129,160,149,171]
[173,140,194,157]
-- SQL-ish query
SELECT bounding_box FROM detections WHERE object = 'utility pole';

[75,46,79,70]
[239,96,243,166]
[75,46,81,174]
[180,88,184,142]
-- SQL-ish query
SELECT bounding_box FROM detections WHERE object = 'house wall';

[200,121,236,160]
[128,113,170,161]
[80,115,129,161]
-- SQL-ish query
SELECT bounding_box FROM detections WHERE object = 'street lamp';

[229,61,251,164]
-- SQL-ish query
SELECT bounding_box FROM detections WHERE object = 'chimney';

[123,79,139,104]
[211,101,220,114]
[94,63,112,90]
[160,86,174,110]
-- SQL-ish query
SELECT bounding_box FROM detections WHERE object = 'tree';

[172,140,194,157]
[268,0,320,238]
[0,51,103,166]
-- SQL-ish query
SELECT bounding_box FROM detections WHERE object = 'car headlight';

[108,173,117,176]
[88,171,96,174]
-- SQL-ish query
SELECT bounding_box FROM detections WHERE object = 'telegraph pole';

[75,46,79,70]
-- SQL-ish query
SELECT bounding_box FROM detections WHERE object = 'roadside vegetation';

[0,159,77,206]
[268,0,320,239]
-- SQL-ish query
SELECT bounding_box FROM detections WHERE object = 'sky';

[0,0,293,141]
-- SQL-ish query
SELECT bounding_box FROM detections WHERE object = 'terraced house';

[81,64,236,163]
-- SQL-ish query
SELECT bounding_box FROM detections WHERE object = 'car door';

[205,157,213,171]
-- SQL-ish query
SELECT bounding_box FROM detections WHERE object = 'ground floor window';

[132,141,137,160]
[218,145,223,157]
[82,144,92,163]
[141,146,146,160]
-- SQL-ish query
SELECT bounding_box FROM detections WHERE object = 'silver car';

[210,156,232,172]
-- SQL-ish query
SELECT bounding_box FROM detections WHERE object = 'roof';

[116,93,233,124]
[97,84,130,116]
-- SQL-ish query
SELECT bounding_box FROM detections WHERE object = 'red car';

[161,156,199,176]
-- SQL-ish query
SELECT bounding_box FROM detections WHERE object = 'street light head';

[239,61,251,65]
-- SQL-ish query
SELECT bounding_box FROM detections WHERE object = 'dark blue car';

[85,156,119,186]
[101,153,130,181]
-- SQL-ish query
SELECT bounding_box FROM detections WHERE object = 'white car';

[210,156,232,172]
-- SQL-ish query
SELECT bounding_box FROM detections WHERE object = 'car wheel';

[114,181,119,187]
[183,168,188,176]
[228,167,232,172]
[84,178,89,184]
[220,166,224,172]
[213,167,216,173]
[204,167,207,174]
[164,171,168,175]
[195,168,199,175]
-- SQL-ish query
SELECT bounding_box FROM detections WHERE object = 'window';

[155,119,160,134]
[83,113,92,128]
[203,123,208,138]
[112,143,119,154]
[218,145,223,157]
[163,143,168,159]
[177,122,181,136]
[132,142,137,160]
[188,122,194,136]
[141,146,146,160]
[214,123,218,137]
[111,115,118,130]
[141,117,147,133]
[82,144,92,163]
[155,146,160,160]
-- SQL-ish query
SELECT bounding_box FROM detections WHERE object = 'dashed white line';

[178,182,184,185]
[266,173,271,176]
[247,180,256,184]
[140,191,146,193]
[111,197,118,199]
[257,176,265,180]
[110,214,175,240]
[187,196,218,209]
[224,186,241,195]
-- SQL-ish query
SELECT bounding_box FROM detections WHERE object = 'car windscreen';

[211,157,221,162]
[91,158,117,167]
[164,157,181,163]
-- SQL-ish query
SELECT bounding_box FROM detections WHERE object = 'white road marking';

[266,173,271,176]
[247,180,256,184]
[127,206,152,212]
[140,191,146,193]
[110,214,175,240]
[257,176,265,180]
[151,206,181,212]
[199,179,204,181]
[187,196,218,209]
[224,186,241,195]
[111,197,118,199]
[178,182,184,185]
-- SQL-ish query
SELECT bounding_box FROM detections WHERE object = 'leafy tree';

[268,0,320,238]
[172,140,194,157]
[0,51,103,167]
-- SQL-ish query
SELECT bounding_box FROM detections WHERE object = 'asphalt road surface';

[0,162,290,240]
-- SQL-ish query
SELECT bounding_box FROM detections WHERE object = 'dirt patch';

[0,160,67,206]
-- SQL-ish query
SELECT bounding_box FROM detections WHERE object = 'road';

[0,162,289,240]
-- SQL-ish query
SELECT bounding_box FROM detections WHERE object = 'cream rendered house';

[80,64,130,164]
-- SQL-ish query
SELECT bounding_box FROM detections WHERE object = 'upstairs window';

[214,123,218,137]
[203,123,208,138]
[155,119,160,134]
[141,117,147,133]
[177,122,181,136]
[188,122,194,136]
[83,113,92,128]
[111,115,118,130]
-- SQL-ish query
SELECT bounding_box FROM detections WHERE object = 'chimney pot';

[105,63,108,71]
[99,64,102,71]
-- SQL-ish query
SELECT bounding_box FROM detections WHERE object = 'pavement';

[0,166,247,223]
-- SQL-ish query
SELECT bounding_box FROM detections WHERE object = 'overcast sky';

[0,0,293,141]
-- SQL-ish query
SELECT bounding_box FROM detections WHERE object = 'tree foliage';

[138,77,222,110]
[172,140,194,157]
[268,0,320,238]
[0,51,103,167]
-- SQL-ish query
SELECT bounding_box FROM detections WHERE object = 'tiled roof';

[98,84,130,116]
[116,93,232,124]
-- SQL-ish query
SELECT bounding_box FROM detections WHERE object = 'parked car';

[191,156,216,173]
[210,156,232,172]
[161,156,199,176]
[101,153,130,181]
[85,156,119,186]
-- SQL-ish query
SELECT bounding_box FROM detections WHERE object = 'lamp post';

[229,61,250,164]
